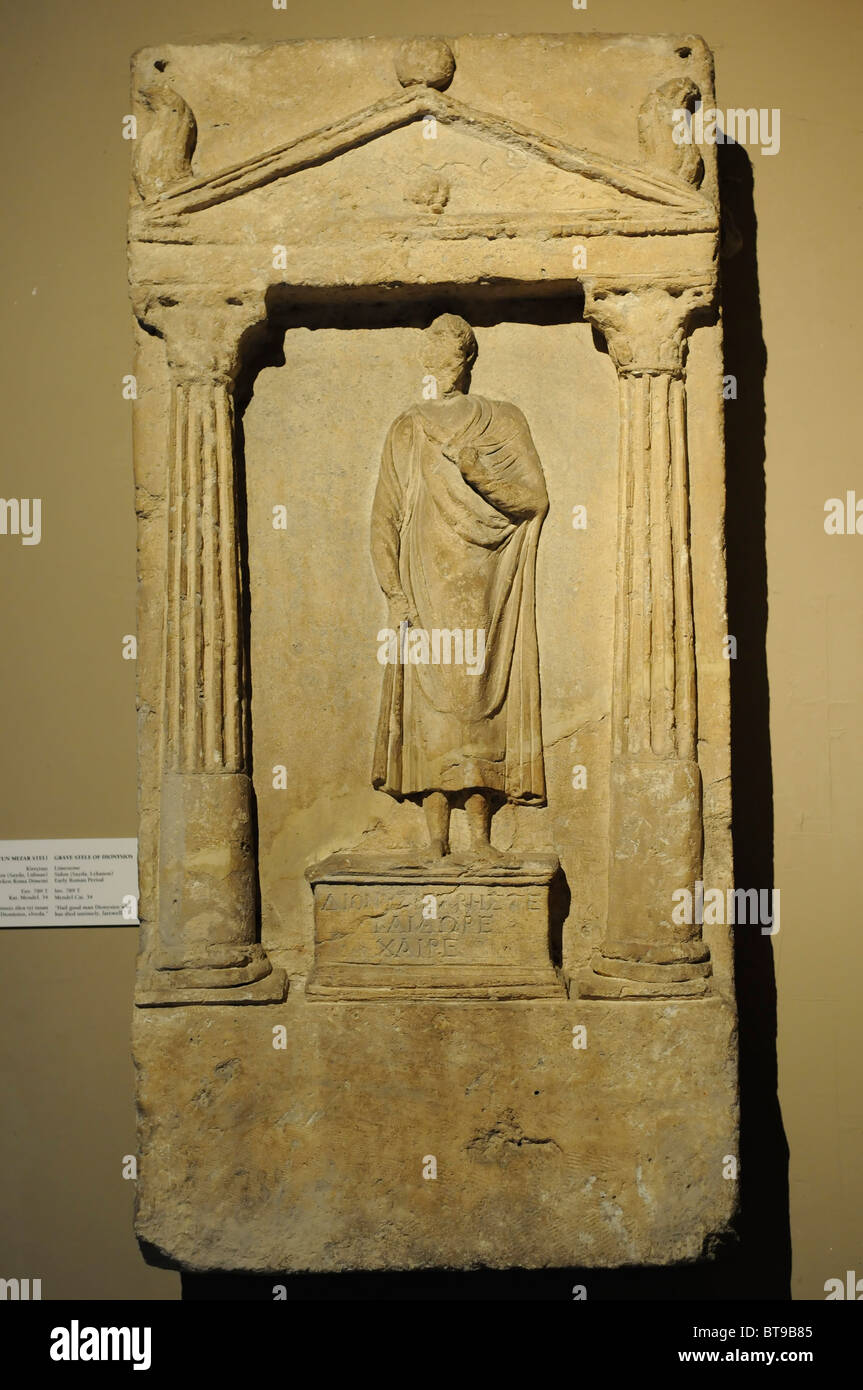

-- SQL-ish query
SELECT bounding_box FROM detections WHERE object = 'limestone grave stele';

[129,33,737,1273]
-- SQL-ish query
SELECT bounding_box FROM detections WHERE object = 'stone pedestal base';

[305,851,564,1000]
[133,994,739,1272]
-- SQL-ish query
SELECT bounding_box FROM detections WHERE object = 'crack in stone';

[466,1108,561,1161]
[544,713,609,754]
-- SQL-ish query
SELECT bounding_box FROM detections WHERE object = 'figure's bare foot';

[464,791,498,859]
[428,836,450,859]
[466,838,504,862]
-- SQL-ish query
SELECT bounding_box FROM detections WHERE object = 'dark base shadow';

[179,1243,758,1300]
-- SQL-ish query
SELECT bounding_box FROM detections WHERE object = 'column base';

[136,943,287,1007]
[577,951,711,999]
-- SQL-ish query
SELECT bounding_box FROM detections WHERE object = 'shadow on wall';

[177,140,789,1302]
[720,135,790,1302]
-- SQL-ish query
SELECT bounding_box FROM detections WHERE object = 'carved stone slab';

[133,996,737,1272]
[128,31,738,1275]
[306,853,564,998]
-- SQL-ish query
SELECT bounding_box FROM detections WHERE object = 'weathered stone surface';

[134,996,737,1272]
[129,32,736,1272]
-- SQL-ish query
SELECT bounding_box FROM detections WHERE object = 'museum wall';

[0,0,859,1300]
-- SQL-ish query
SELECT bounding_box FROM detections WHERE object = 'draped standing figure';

[371,314,549,857]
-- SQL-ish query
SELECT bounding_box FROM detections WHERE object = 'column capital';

[582,276,715,377]
[132,287,267,385]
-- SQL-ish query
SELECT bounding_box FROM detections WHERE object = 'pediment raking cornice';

[134,83,712,230]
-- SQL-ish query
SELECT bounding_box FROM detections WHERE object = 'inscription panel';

[314,883,549,969]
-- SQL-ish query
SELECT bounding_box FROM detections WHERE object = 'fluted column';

[136,294,285,1004]
[580,279,714,998]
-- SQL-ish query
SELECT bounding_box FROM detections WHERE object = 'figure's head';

[420,313,478,395]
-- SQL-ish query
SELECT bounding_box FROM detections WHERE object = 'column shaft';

[163,377,243,775]
[581,279,714,997]
[599,370,707,983]
[155,371,263,975]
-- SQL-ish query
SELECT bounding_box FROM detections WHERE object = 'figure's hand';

[443,445,480,477]
[388,595,420,629]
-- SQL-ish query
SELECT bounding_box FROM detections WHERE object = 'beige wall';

[1,0,859,1300]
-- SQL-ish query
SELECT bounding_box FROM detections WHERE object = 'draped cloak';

[370,394,548,804]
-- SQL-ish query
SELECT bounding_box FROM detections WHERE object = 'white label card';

[0,839,139,926]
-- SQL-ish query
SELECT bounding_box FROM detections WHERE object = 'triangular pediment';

[133,86,712,242]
